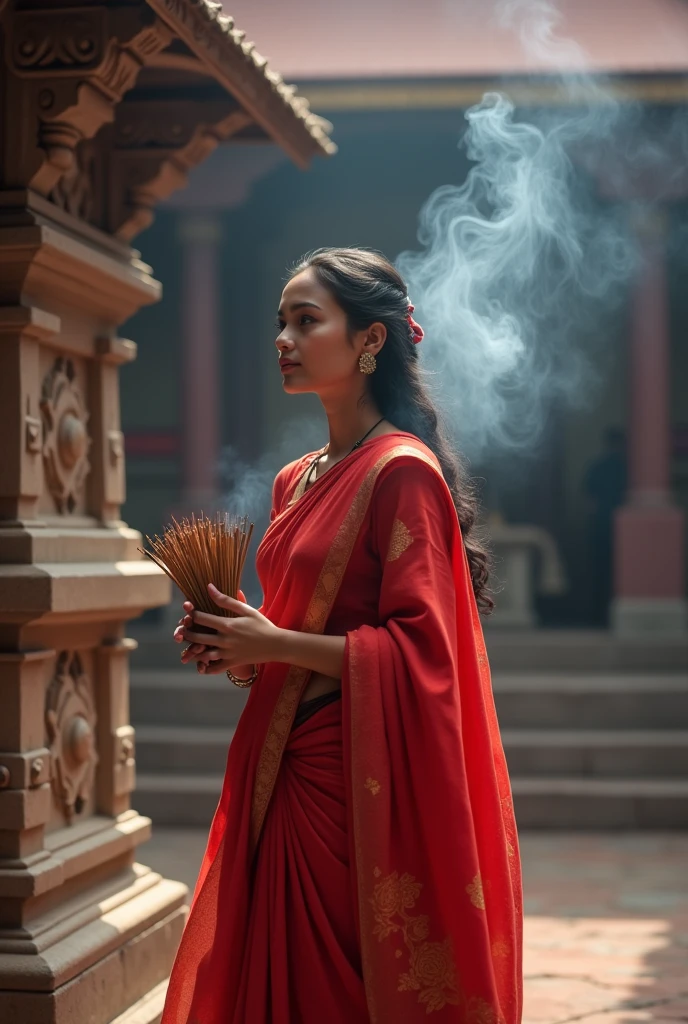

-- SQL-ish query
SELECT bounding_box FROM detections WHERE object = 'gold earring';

[359,352,377,375]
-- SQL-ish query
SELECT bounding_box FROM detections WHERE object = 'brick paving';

[142,830,688,1023]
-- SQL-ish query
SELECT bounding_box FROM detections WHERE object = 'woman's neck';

[320,392,386,460]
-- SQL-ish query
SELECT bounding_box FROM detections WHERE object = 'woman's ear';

[364,321,387,355]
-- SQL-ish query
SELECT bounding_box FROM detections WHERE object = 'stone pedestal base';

[0,856,186,1024]
[611,597,688,635]
[110,979,169,1024]
[0,808,187,1024]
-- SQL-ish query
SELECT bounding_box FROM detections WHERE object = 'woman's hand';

[174,583,283,671]
[175,588,249,670]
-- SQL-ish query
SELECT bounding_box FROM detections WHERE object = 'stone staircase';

[131,673,247,827]
[130,632,688,830]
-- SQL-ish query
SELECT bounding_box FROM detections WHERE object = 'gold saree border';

[249,445,440,852]
[349,629,381,1024]
[286,447,327,507]
[349,518,512,1023]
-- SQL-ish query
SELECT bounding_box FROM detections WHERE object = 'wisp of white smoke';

[398,0,684,460]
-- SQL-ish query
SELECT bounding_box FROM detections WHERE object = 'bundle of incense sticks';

[140,513,254,626]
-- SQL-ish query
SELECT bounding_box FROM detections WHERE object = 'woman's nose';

[276,335,294,353]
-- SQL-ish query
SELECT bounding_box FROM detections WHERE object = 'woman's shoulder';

[271,449,321,510]
[273,455,306,493]
[372,432,444,483]
[368,441,458,543]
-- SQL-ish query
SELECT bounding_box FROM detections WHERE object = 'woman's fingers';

[180,642,210,663]
[196,654,225,674]
[200,661,225,675]
[183,628,228,646]
[177,607,206,639]
[192,609,230,630]
[207,583,252,615]
[193,648,221,664]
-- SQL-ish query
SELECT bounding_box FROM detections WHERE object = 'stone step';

[492,674,688,729]
[135,774,223,828]
[133,722,688,779]
[131,670,688,730]
[132,772,688,831]
[131,671,249,727]
[129,626,688,673]
[502,729,688,777]
[484,630,688,672]
[135,725,235,774]
[511,777,688,829]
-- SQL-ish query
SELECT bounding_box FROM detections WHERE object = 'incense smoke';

[219,417,324,600]
[218,0,686,552]
[397,0,685,461]
[219,416,324,522]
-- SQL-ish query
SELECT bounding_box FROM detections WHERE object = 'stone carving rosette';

[41,356,91,513]
[45,651,99,822]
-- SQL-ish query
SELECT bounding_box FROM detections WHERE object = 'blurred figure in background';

[584,428,627,626]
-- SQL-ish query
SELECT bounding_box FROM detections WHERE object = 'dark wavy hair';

[289,246,493,614]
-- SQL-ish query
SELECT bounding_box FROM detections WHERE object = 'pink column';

[179,215,222,509]
[612,208,686,633]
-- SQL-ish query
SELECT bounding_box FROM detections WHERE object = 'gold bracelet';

[226,665,259,688]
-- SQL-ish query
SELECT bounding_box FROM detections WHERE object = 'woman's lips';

[280,362,300,374]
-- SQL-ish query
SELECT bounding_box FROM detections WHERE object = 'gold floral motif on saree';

[365,777,381,796]
[387,518,414,562]
[370,870,460,1014]
[466,873,486,910]
[250,446,441,851]
[465,996,505,1024]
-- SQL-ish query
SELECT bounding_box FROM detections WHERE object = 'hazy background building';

[123,0,688,832]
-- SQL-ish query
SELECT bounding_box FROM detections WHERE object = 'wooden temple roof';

[143,0,336,166]
[0,0,336,241]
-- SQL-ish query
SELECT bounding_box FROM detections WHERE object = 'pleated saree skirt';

[232,698,369,1024]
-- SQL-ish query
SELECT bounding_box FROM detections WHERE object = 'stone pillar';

[179,215,223,509]
[612,209,687,634]
[0,195,187,1023]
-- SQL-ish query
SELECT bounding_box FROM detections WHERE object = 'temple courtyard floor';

[143,830,688,1023]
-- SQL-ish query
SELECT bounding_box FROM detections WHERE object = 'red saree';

[161,432,522,1024]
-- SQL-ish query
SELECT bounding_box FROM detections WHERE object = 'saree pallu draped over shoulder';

[161,433,523,1024]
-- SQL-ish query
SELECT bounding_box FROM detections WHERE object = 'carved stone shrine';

[0,1,334,1020]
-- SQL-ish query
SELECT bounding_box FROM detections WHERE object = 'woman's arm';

[272,629,345,679]
[176,585,346,678]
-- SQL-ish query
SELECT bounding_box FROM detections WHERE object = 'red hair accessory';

[406,303,424,344]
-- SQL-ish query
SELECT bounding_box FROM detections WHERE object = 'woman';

[162,248,522,1024]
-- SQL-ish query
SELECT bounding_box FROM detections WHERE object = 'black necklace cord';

[350,416,386,452]
[306,416,386,486]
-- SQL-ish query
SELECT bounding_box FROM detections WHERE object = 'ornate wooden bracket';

[5,5,174,196]
[109,100,252,239]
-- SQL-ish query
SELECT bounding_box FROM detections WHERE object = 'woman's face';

[275,268,362,397]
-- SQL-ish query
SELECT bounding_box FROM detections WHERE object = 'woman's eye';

[274,315,315,330]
